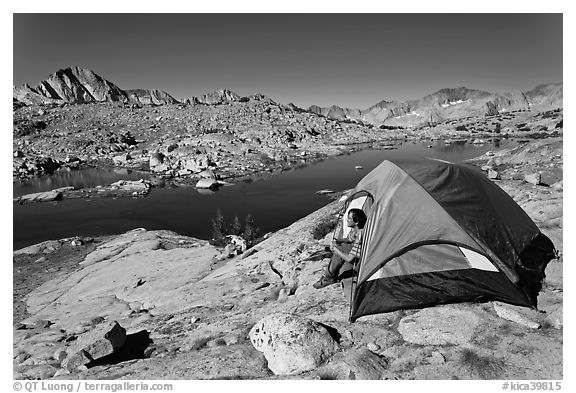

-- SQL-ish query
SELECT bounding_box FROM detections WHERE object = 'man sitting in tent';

[313,208,367,289]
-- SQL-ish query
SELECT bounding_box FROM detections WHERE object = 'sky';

[12,13,563,110]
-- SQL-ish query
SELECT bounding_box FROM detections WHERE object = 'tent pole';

[348,271,356,322]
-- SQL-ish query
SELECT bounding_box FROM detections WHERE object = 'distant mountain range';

[307,85,563,127]
[13,67,562,127]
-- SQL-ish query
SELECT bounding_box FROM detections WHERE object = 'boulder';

[149,152,165,168]
[226,235,247,252]
[199,169,217,179]
[19,364,58,380]
[16,190,62,204]
[62,321,127,372]
[112,153,131,165]
[195,178,221,190]
[184,156,212,172]
[493,302,540,329]
[488,170,500,180]
[524,173,542,185]
[398,306,480,345]
[109,180,150,192]
[249,313,339,375]
[152,164,169,173]
[551,180,563,190]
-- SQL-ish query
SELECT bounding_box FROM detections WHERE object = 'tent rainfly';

[340,160,556,322]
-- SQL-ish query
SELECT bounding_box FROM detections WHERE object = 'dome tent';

[344,160,556,322]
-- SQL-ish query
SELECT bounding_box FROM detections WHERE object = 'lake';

[13,139,513,250]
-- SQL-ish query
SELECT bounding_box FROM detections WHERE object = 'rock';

[429,351,446,364]
[53,368,70,377]
[195,178,221,190]
[22,364,58,379]
[343,329,354,342]
[367,342,380,352]
[109,179,150,192]
[149,151,165,167]
[398,306,480,345]
[152,163,169,173]
[177,169,191,177]
[14,353,30,364]
[544,261,563,290]
[112,153,131,165]
[488,170,500,180]
[544,307,562,329]
[317,347,389,380]
[16,190,62,204]
[166,143,178,152]
[128,301,143,312]
[25,319,54,329]
[277,288,289,301]
[54,348,67,363]
[249,313,339,375]
[183,159,201,172]
[199,169,217,179]
[524,173,542,185]
[226,235,247,252]
[487,157,503,166]
[512,172,524,180]
[551,180,563,190]
[62,321,127,372]
[493,302,540,329]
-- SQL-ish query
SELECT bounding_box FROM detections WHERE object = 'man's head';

[346,208,367,229]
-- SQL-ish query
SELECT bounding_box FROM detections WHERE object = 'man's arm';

[330,244,356,263]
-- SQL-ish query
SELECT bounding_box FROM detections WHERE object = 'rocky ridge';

[14,67,562,130]
[13,139,563,380]
[14,67,128,105]
[310,84,563,127]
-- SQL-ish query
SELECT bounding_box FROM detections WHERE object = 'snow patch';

[395,111,421,119]
[441,99,467,108]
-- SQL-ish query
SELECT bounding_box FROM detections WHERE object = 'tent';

[339,160,556,322]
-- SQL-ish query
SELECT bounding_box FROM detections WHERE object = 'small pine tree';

[243,214,260,246]
[230,216,242,236]
[211,209,226,246]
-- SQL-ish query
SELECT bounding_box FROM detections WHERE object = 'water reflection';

[14,168,150,198]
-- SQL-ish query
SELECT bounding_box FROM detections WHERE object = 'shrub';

[312,215,340,240]
[459,348,506,379]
